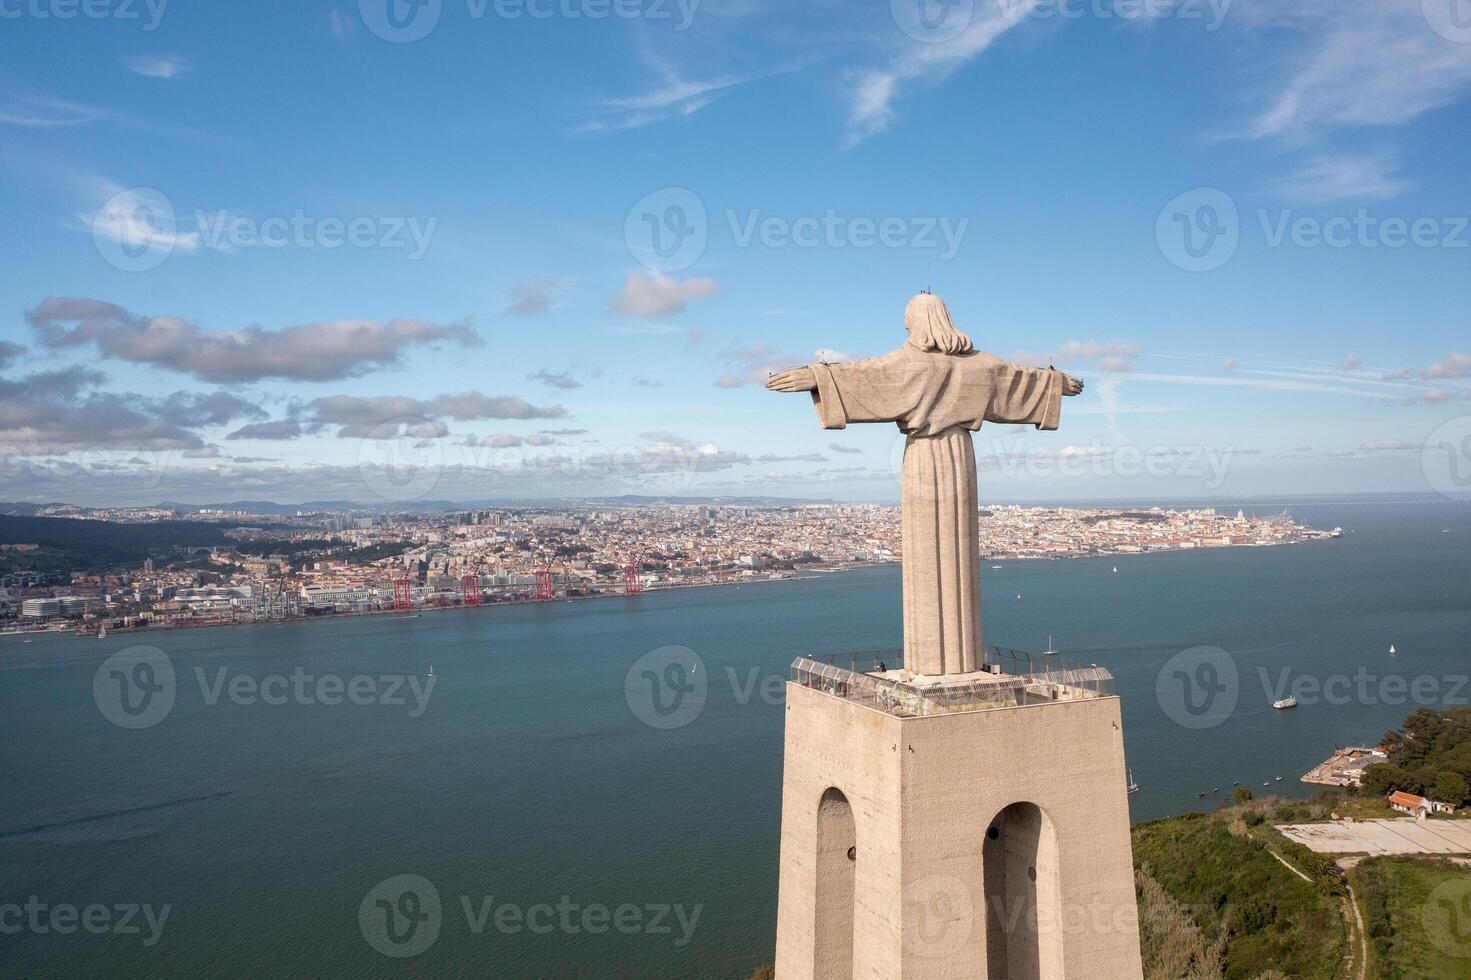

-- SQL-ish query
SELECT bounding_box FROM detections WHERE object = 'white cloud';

[575,40,800,133]
[845,2,1038,144]
[1271,150,1410,203]
[527,369,582,390]
[1422,351,1471,380]
[502,277,575,316]
[609,271,719,317]
[0,367,261,453]
[123,55,190,80]
[27,297,480,383]
[1239,0,1471,143]
[82,185,201,256]
[814,348,854,363]
[581,71,754,133]
[0,93,103,127]
[1013,339,1142,373]
[329,8,356,38]
[715,343,804,387]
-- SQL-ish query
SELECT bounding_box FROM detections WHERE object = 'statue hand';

[766,367,818,393]
[1062,374,1084,397]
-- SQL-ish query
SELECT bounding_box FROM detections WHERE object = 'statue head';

[903,292,973,355]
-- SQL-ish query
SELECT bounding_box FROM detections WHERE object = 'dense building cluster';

[1,503,1335,633]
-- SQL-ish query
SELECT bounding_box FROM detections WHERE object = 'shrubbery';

[1132,811,1343,978]
[1360,708,1471,807]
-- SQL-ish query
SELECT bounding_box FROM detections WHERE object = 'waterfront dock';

[1301,746,1386,788]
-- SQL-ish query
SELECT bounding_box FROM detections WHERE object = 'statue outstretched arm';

[765,354,918,430]
[984,365,1080,429]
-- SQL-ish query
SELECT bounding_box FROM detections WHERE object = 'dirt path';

[1337,857,1368,980]
[1262,841,1365,979]
[1253,831,1367,979]
[1266,848,1312,883]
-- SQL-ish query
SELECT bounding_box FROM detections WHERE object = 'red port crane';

[392,578,414,611]
[461,574,482,606]
[533,569,555,602]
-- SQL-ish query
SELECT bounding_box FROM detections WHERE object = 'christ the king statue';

[765,292,1083,678]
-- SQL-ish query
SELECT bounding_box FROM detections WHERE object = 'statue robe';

[808,346,1063,676]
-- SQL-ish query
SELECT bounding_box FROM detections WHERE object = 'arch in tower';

[814,786,856,979]
[982,801,1064,979]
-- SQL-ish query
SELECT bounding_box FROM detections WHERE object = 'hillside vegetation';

[1353,857,1471,979]
[0,514,229,572]
[1133,805,1344,979]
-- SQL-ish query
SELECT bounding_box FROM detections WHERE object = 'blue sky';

[1,0,1469,505]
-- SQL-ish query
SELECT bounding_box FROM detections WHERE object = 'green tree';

[1360,762,1417,797]
[1435,770,1469,806]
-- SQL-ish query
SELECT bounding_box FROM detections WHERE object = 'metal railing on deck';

[791,646,1114,718]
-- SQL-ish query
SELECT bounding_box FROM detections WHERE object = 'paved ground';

[1277,819,1471,855]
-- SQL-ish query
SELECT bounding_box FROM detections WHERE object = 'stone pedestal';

[774,669,1143,980]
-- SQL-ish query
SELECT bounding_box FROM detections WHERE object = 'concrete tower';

[774,657,1143,979]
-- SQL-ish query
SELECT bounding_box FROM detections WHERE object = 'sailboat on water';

[1389,644,1397,656]
[1127,769,1139,795]
[428,665,434,678]
[1042,634,1059,656]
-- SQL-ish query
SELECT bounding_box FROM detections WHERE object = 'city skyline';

[2,0,1470,506]
[2,499,1330,632]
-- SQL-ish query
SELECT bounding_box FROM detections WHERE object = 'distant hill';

[0,496,846,517]
[0,515,231,573]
